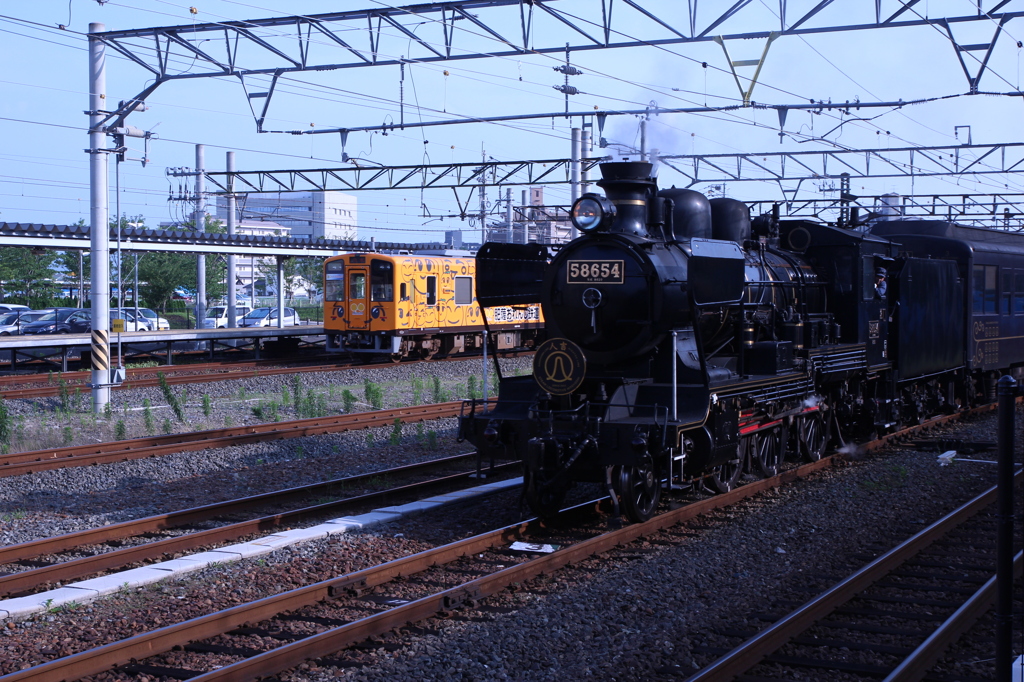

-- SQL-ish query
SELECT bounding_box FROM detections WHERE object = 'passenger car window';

[973,265,997,314]
[370,259,394,302]
[455,276,473,305]
[426,276,437,306]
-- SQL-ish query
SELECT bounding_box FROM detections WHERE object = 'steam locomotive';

[460,160,1024,522]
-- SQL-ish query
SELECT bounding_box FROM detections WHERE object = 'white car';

[108,309,151,332]
[239,307,300,327]
[203,305,253,328]
[135,307,171,331]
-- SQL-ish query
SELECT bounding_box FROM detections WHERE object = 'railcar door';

[347,266,370,330]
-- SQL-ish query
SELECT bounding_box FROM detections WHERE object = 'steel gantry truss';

[91,0,1024,131]
[172,142,1024,195]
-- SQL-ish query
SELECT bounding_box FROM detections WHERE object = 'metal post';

[226,151,237,328]
[194,144,206,328]
[640,118,647,161]
[276,256,285,328]
[996,374,1017,682]
[482,330,489,407]
[77,251,84,308]
[88,23,110,413]
[133,253,139,323]
[581,127,591,194]
[505,188,513,243]
[672,330,678,422]
[571,127,581,240]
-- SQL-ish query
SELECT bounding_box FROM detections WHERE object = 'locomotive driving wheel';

[616,455,661,523]
[798,411,830,461]
[707,455,742,494]
[753,427,785,477]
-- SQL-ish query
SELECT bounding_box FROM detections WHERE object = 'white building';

[215,190,357,240]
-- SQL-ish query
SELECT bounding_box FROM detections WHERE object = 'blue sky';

[3,1,1024,242]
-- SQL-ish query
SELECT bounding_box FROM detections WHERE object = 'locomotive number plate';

[567,260,624,284]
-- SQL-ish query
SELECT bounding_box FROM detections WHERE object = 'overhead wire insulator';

[554,85,580,96]
[554,65,583,76]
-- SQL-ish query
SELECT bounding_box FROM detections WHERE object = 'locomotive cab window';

[455,276,473,305]
[973,265,997,314]
[426,276,437,306]
[370,259,394,302]
[325,261,345,301]
[349,271,366,300]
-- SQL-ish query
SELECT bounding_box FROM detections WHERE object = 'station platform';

[0,325,326,371]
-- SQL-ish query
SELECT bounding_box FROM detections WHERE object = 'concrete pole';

[88,23,110,413]
[640,119,647,161]
[276,256,285,328]
[194,145,207,328]
[570,127,581,239]
[581,128,591,194]
[505,188,513,243]
[226,152,237,327]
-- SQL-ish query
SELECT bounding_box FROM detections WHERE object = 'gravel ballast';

[0,361,1017,680]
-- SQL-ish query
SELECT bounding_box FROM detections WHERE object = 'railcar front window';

[350,272,366,300]
[370,260,394,302]
[325,261,345,302]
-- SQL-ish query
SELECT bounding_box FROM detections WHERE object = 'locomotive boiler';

[461,160,1020,523]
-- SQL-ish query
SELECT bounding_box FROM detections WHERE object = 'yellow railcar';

[324,252,543,360]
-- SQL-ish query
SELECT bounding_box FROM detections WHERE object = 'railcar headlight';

[571,195,616,232]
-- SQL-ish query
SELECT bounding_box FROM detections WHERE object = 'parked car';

[239,307,300,327]
[203,305,253,329]
[134,307,171,331]
[0,312,26,335]
[0,310,46,335]
[20,308,85,335]
[0,304,31,314]
[66,309,150,333]
[109,309,151,331]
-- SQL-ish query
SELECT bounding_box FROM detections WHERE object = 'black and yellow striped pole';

[91,329,109,374]
[89,23,111,414]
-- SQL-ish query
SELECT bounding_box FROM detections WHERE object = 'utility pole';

[194,144,206,328]
[479,149,487,245]
[581,126,591,194]
[571,127,581,239]
[505,188,513,243]
[226,151,237,328]
[88,22,111,414]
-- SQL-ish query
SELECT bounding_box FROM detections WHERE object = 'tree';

[137,215,227,310]
[296,256,326,300]
[0,248,60,306]
[257,256,304,298]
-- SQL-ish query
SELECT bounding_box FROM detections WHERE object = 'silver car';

[0,311,45,335]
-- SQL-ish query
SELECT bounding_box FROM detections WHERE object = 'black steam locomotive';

[460,161,1024,522]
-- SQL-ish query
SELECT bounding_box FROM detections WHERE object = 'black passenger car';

[20,308,85,335]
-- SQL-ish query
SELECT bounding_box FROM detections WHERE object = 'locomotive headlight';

[571,195,615,232]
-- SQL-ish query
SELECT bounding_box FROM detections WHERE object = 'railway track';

[0,351,530,400]
[2,408,991,681]
[0,402,463,477]
[0,453,519,599]
[685,480,1022,682]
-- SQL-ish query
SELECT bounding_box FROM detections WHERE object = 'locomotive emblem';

[533,338,586,395]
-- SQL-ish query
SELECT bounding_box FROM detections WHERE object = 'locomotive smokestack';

[597,162,656,238]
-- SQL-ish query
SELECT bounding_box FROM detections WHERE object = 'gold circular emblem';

[533,337,586,395]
